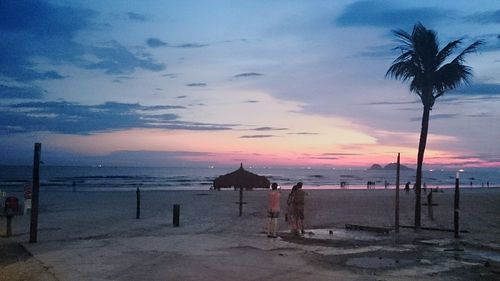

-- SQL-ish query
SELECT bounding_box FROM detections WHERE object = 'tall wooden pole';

[6,215,12,237]
[30,143,41,243]
[454,172,460,238]
[395,153,400,233]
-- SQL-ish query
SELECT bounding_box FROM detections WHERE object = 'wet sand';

[1,188,499,280]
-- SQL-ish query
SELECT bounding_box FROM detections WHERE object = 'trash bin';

[5,197,20,216]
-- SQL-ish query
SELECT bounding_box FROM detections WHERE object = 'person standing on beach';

[292,182,305,235]
[286,185,298,234]
[267,183,280,238]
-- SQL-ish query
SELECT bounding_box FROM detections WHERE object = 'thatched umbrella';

[213,163,270,190]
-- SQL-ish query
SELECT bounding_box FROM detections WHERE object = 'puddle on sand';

[460,247,500,263]
[308,229,387,241]
[346,257,412,269]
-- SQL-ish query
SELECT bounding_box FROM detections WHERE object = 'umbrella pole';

[239,187,243,216]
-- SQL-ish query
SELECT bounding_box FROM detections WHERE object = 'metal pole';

[395,153,400,233]
[30,143,41,243]
[136,187,140,219]
[454,172,460,238]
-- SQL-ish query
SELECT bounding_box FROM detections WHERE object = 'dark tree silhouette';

[386,23,482,230]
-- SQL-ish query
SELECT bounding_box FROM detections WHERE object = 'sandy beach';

[1,188,500,280]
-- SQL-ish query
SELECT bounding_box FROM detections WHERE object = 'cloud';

[146,38,168,48]
[465,113,491,118]
[175,43,209,48]
[139,105,184,111]
[288,132,319,135]
[0,101,234,134]
[0,0,94,81]
[0,0,164,82]
[468,34,500,52]
[358,43,397,59]
[146,40,208,49]
[322,152,361,156]
[98,150,217,166]
[127,12,148,22]
[176,95,187,99]
[252,127,288,131]
[305,156,338,160]
[233,72,264,78]
[0,85,45,99]
[410,113,458,122]
[365,100,419,106]
[84,41,165,74]
[240,135,275,138]
[243,100,259,103]
[0,149,218,166]
[465,9,500,24]
[186,83,207,87]
[335,1,451,28]
[450,83,500,96]
[162,73,177,79]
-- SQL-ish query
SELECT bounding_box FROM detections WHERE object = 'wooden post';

[454,172,460,238]
[136,187,140,219]
[6,215,12,237]
[427,191,434,220]
[29,143,41,243]
[173,204,180,227]
[239,187,243,216]
[395,153,400,233]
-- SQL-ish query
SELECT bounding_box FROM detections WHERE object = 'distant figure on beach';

[423,182,427,192]
[487,181,490,188]
[405,181,410,192]
[470,181,473,188]
[267,183,280,238]
[366,181,375,189]
[291,182,305,235]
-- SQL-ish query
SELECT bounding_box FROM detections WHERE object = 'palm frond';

[454,40,483,63]
[410,79,423,98]
[392,50,414,64]
[434,60,472,94]
[436,39,462,66]
[392,29,413,50]
[386,60,418,82]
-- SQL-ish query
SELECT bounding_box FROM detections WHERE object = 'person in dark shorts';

[267,183,281,238]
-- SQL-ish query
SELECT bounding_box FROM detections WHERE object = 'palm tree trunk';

[414,105,431,230]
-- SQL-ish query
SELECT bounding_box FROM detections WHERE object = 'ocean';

[0,165,498,192]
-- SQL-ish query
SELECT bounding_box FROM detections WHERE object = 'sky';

[0,0,499,168]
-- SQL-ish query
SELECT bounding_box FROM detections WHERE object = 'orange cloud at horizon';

[43,127,495,168]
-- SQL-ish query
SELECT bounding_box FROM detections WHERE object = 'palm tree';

[386,23,482,230]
